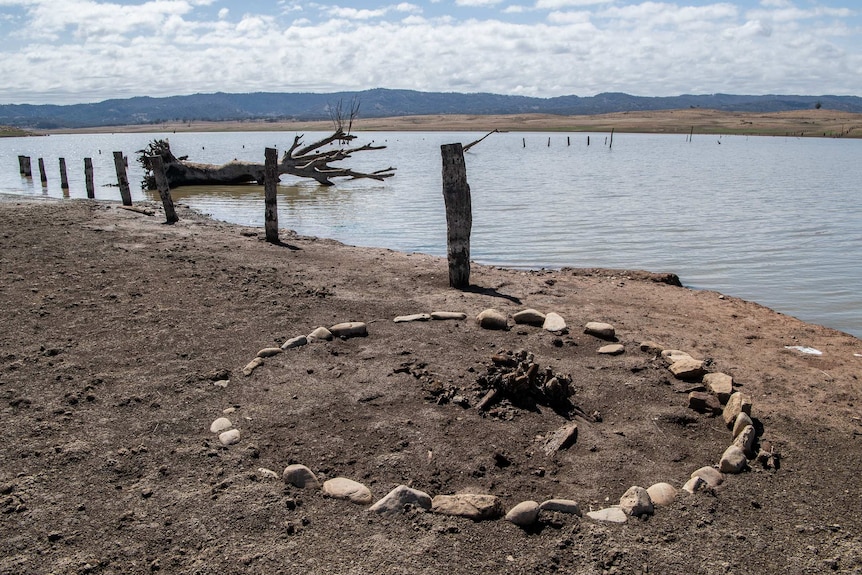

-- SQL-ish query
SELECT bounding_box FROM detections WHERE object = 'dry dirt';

[1,198,861,575]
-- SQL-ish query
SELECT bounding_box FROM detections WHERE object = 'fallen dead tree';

[137,131,395,188]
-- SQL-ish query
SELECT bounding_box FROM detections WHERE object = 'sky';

[0,0,859,105]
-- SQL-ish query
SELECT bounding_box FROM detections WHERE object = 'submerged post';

[21,156,32,177]
[441,143,471,289]
[84,158,95,198]
[59,158,69,189]
[148,155,179,224]
[38,158,47,186]
[264,147,279,243]
[112,151,132,206]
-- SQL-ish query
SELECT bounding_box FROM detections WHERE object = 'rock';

[242,357,264,376]
[539,499,582,516]
[369,485,432,516]
[688,391,722,414]
[281,335,308,350]
[619,486,654,517]
[257,347,282,358]
[732,412,754,439]
[430,311,467,321]
[646,482,677,506]
[733,425,757,458]
[691,466,724,488]
[668,358,706,381]
[584,322,615,340]
[542,312,567,333]
[307,327,333,341]
[322,477,373,505]
[394,313,431,323]
[476,309,508,330]
[661,349,695,365]
[723,392,753,428]
[542,423,578,455]
[598,343,625,356]
[431,494,504,520]
[703,372,734,403]
[639,340,665,355]
[209,417,232,433]
[586,507,627,524]
[505,501,540,526]
[282,464,320,489]
[256,467,279,480]
[218,429,240,446]
[329,322,368,338]
[719,445,748,474]
[212,379,230,388]
[513,309,546,326]
[682,476,708,494]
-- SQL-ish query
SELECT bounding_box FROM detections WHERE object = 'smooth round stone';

[322,477,373,505]
[619,486,654,517]
[218,429,240,446]
[542,312,567,332]
[430,311,467,321]
[281,335,308,350]
[539,499,582,516]
[513,309,546,326]
[719,445,747,474]
[682,476,708,494]
[368,485,432,516]
[598,343,625,355]
[257,347,282,358]
[505,500,540,526]
[584,321,615,340]
[646,482,677,506]
[394,313,431,323]
[242,356,264,376]
[329,322,367,338]
[586,507,627,524]
[732,412,754,439]
[431,494,504,520]
[209,417,232,433]
[476,309,508,330]
[307,326,333,341]
[691,466,724,487]
[282,464,320,489]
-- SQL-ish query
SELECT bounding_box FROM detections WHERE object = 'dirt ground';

[1,198,861,575]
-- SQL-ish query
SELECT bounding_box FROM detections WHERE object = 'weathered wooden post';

[38,158,47,186]
[567,136,571,146]
[547,137,551,147]
[20,156,32,177]
[264,147,279,243]
[112,151,132,206]
[609,128,615,150]
[147,155,179,224]
[59,158,69,189]
[441,143,471,289]
[587,136,590,146]
[84,158,95,198]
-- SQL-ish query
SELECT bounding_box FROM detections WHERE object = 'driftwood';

[138,131,395,189]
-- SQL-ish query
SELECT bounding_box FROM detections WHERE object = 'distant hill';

[1,88,860,129]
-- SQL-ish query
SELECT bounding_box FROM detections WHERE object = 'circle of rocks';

[208,307,775,527]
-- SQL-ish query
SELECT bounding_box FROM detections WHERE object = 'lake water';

[2,130,860,338]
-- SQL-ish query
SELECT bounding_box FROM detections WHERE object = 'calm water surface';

[2,130,860,338]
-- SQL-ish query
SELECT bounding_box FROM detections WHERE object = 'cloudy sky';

[0,0,859,104]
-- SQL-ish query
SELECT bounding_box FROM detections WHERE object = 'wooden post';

[567,136,570,146]
[609,128,615,150]
[441,143,471,289]
[112,151,132,206]
[264,147,279,243]
[84,158,95,198]
[148,155,179,224]
[587,136,590,146]
[522,138,526,148]
[688,126,694,142]
[547,137,551,147]
[59,158,69,189]
[38,158,47,186]
[17,155,26,175]
[21,156,32,177]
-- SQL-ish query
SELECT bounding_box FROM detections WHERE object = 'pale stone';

[257,347,282,358]
[476,309,509,330]
[212,379,229,388]
[431,494,504,520]
[539,499,582,516]
[661,349,695,365]
[257,468,279,480]
[619,486,654,517]
[733,425,757,458]
[218,429,240,446]
[430,311,467,321]
[669,358,706,380]
[682,476,708,494]
[584,322,615,340]
[691,466,724,488]
[688,391,722,414]
[282,464,320,489]
[542,312,567,333]
[732,412,754,439]
[368,485,432,516]
[281,335,308,350]
[703,372,734,403]
[542,423,578,455]
[505,501,540,526]
[242,357,264,376]
[646,482,677,506]
[329,322,367,338]
[639,340,665,355]
[719,445,747,474]
[307,327,333,341]
[513,309,546,326]
[394,313,431,323]
[586,507,627,524]
[598,343,625,355]
[209,417,232,433]
[723,392,753,428]
[322,477,373,505]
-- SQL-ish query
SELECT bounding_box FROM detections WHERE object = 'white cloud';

[455,0,502,6]
[536,0,612,8]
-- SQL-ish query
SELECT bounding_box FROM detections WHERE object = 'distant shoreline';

[35,108,862,138]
